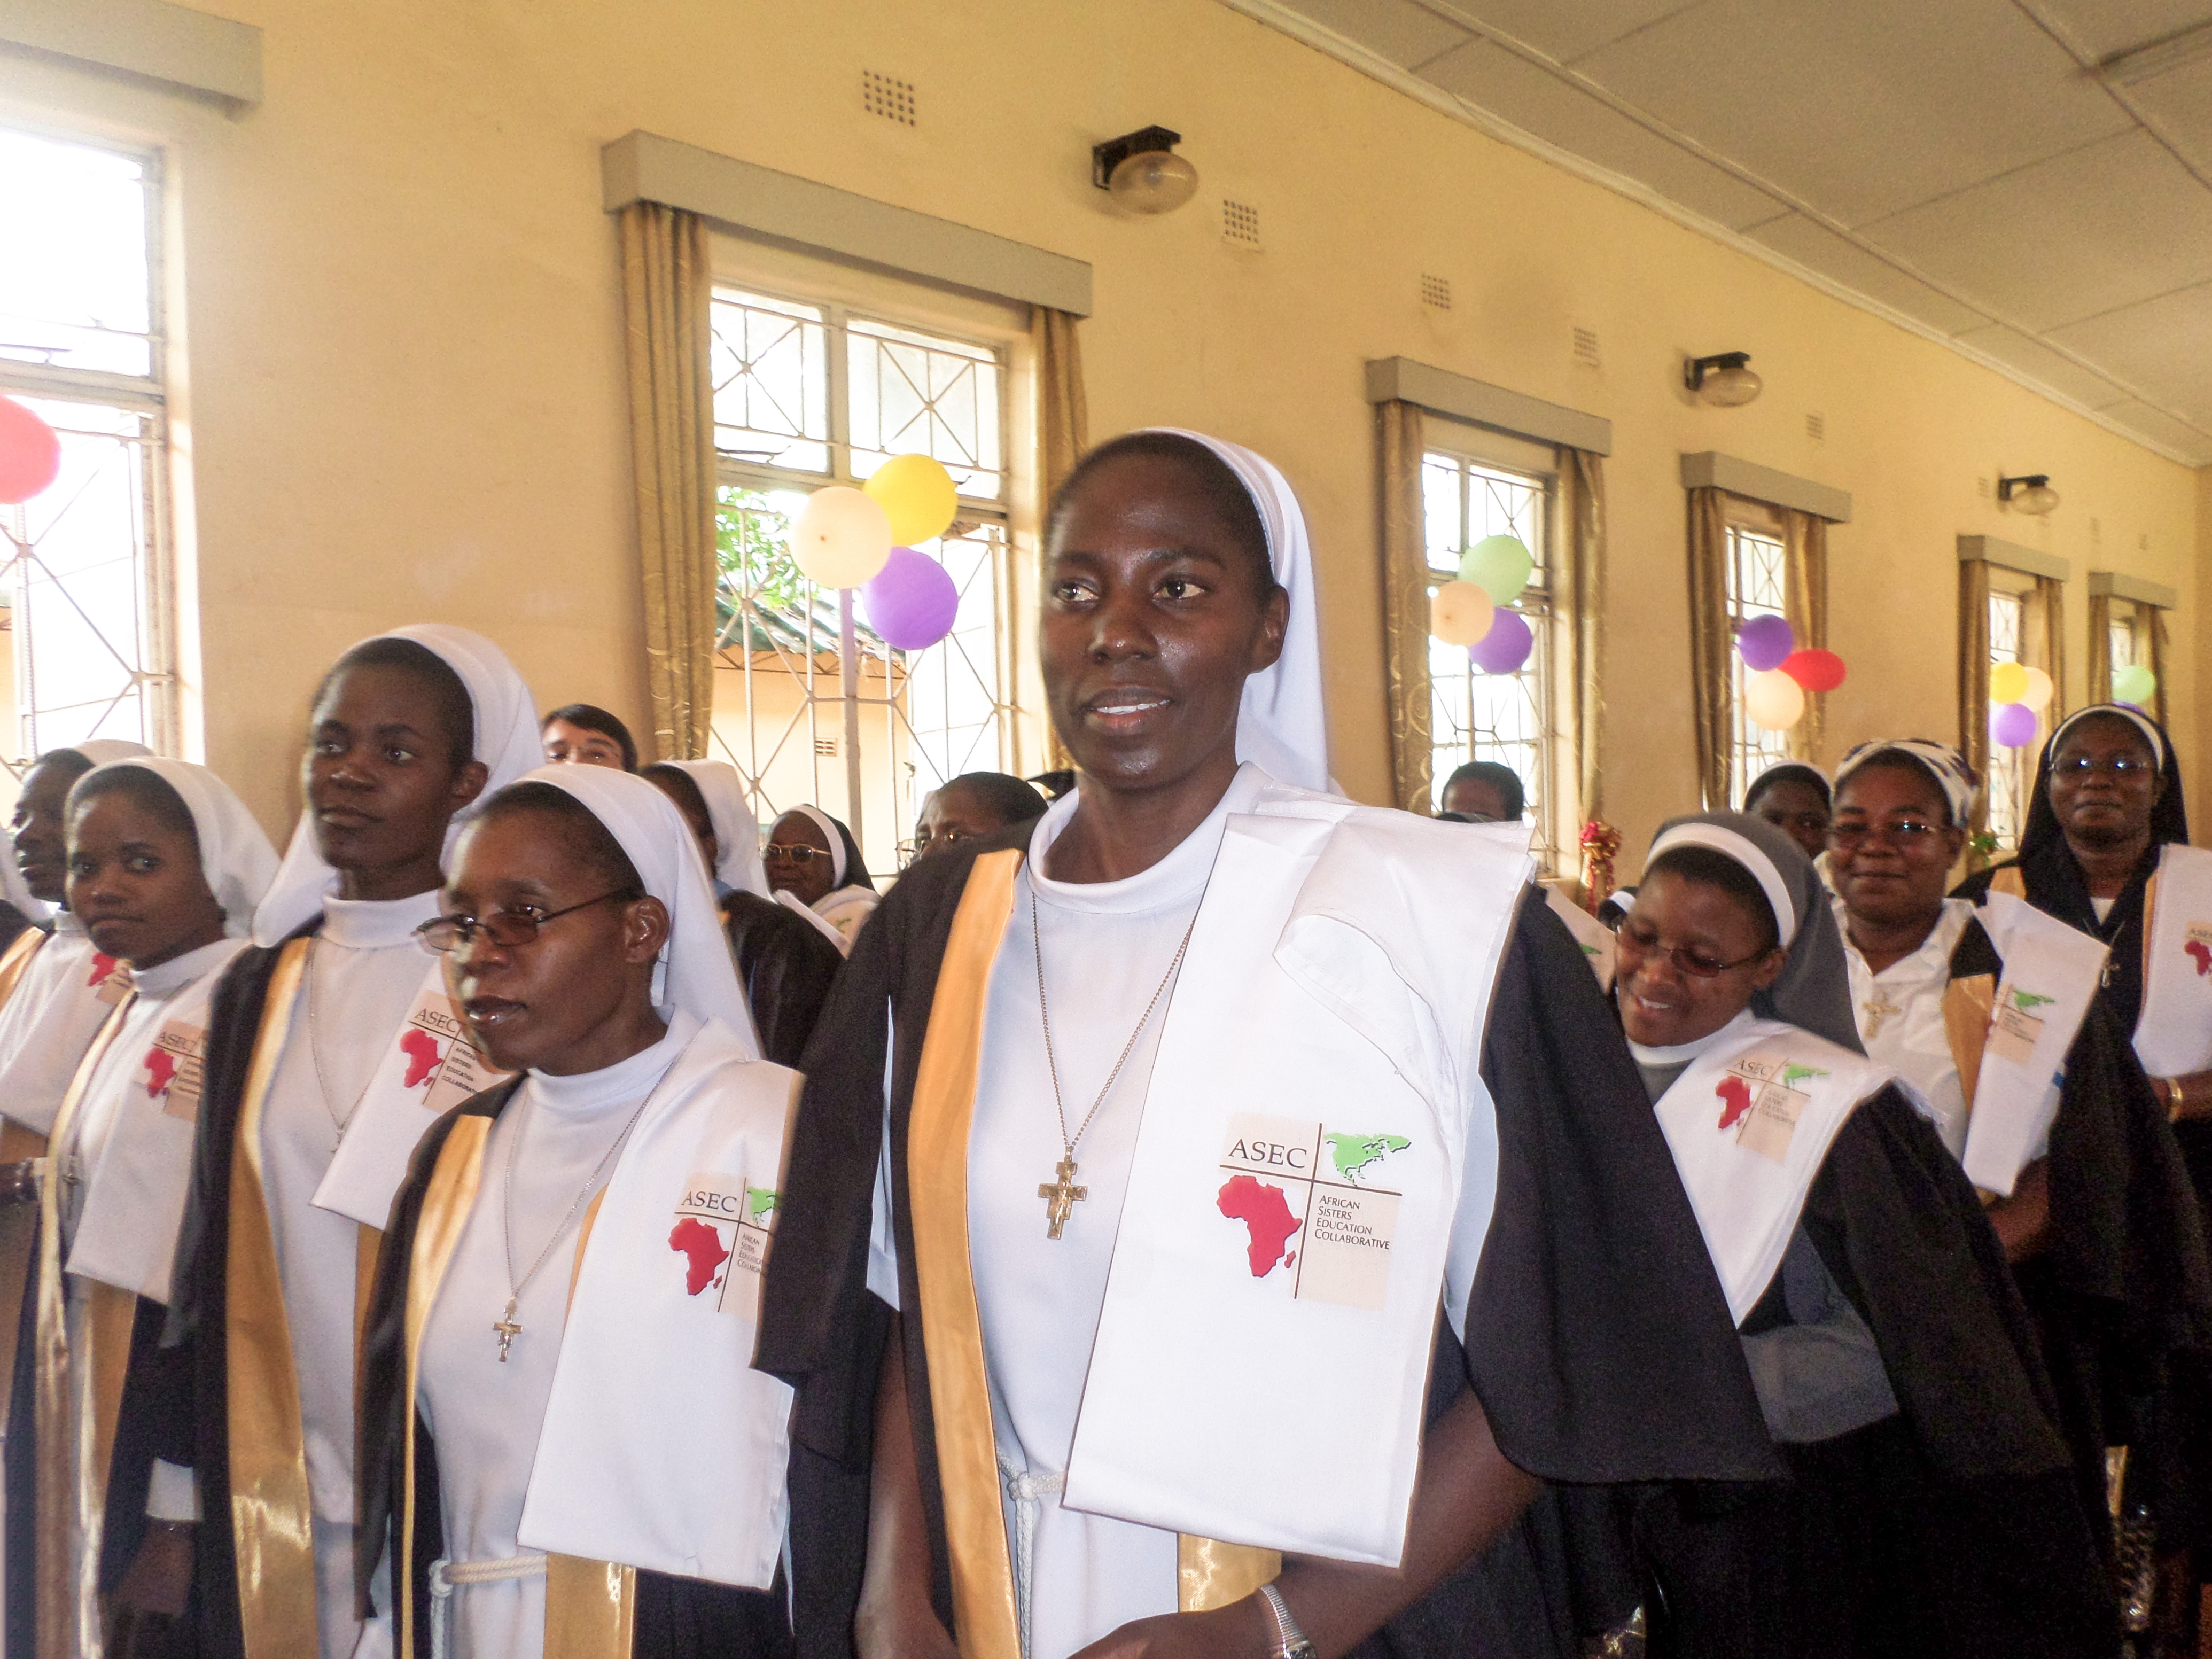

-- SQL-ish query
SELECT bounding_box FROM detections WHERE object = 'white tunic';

[1838,898,1975,1157]
[260,890,440,1659]
[0,915,129,1135]
[416,1017,691,1659]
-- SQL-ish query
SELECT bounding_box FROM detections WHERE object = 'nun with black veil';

[1583,810,2114,1657]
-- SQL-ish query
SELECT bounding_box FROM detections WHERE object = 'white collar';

[527,1009,698,1116]
[1024,764,1265,918]
[320,888,443,951]
[129,936,237,999]
[1627,1007,1760,1069]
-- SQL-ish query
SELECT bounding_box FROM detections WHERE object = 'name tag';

[143,1019,207,1122]
[668,1171,778,1317]
[1216,1112,1409,1312]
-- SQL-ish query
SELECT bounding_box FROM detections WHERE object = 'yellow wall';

[0,0,2198,862]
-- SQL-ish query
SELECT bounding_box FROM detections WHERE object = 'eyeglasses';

[414,890,631,954]
[2052,754,2156,778]
[1616,923,1770,979]
[762,842,828,866]
[1828,818,1942,851]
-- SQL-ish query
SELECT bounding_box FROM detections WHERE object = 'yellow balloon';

[2019,665,2055,712]
[1744,668,1806,731]
[1989,661,2029,705]
[1429,580,1495,647]
[864,454,960,546]
[791,486,894,589]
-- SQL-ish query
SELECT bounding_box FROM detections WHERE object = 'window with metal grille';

[1987,589,2029,848]
[2108,599,2139,684]
[706,283,1014,876]
[1724,521,1790,806]
[0,124,174,780]
[1420,448,1559,868]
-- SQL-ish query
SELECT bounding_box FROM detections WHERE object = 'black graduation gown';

[723,892,842,1070]
[355,1078,793,1659]
[759,831,1779,1659]
[1609,1081,2116,1658]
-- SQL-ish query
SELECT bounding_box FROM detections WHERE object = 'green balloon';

[2114,663,2158,706]
[1457,534,1534,603]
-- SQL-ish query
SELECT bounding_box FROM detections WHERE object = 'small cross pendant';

[493,1297,522,1362]
[1862,996,1903,1039]
[1038,1155,1088,1241]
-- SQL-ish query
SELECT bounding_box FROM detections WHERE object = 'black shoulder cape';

[723,892,843,1070]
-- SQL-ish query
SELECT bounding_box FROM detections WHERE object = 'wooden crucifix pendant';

[494,1297,522,1362]
[1039,1156,1088,1240]
[1861,994,1903,1039]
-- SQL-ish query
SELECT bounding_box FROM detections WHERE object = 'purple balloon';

[1990,702,2038,749]
[1467,607,1533,674]
[1736,614,1795,672]
[860,546,959,651]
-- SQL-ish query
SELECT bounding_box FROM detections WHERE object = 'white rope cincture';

[426,1553,549,1659]
[996,1452,1064,1659]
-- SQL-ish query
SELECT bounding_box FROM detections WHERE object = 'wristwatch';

[1258,1583,1318,1659]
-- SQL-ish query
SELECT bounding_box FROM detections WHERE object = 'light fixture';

[1092,125,1198,215]
[1685,351,1762,407]
[1999,473,2061,516]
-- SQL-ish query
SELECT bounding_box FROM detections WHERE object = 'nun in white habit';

[764,805,877,955]
[761,430,1778,1659]
[356,766,795,1659]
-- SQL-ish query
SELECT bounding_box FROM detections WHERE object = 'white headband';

[1648,821,1799,947]
[787,804,848,888]
[2051,704,2165,772]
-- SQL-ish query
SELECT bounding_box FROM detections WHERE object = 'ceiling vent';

[1420,274,1451,309]
[1572,326,1600,368]
[1806,412,1825,443]
[862,71,916,126]
[1222,199,1261,248]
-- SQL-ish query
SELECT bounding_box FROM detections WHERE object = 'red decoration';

[1579,820,1622,915]
[0,396,61,506]
[1780,648,1847,693]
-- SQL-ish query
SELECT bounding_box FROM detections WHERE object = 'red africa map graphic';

[143,1047,176,1098]
[1217,1174,1302,1278]
[88,953,119,987]
[2186,940,2212,977]
[399,1027,443,1088]
[1716,1075,1755,1132]
[667,1217,730,1296]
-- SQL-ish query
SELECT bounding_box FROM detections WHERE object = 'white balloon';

[2020,665,2055,712]
[1428,580,1494,647]
[1744,668,1806,731]
[791,486,894,589]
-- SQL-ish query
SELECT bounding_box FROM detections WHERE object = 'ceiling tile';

[2028,0,2212,64]
[1420,39,1785,228]
[1275,0,1473,68]
[1859,131,2212,330]
[2047,279,2212,420]
[2123,55,2212,166]
[1952,322,2131,408]
[1747,214,1990,335]
[1417,0,1703,65]
[1569,0,2135,225]
[2092,397,2212,461]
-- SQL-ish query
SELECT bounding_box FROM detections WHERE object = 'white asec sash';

[316,957,511,1228]
[1961,892,2106,1196]
[517,1016,799,1588]
[2135,842,2212,1079]
[0,935,132,1135]
[66,944,244,1304]
[1654,1018,1895,1326]
[1063,789,1531,1568]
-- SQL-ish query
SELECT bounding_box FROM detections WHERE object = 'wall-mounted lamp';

[1685,351,1762,407]
[1092,125,1198,215]
[1999,474,2060,516]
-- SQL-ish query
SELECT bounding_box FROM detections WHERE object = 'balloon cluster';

[2114,663,2158,710]
[1987,660,2057,750]
[1734,616,1848,731]
[790,455,962,652]
[0,396,62,506]
[1428,535,1537,673]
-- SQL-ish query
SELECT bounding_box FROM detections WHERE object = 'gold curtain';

[2035,574,2067,726]
[1560,449,1608,831]
[620,202,716,762]
[1782,510,1829,764]
[2149,606,2171,728]
[2086,589,2113,706]
[1959,558,1992,835]
[1686,486,1732,811]
[1377,400,1432,813]
[1034,309,1088,772]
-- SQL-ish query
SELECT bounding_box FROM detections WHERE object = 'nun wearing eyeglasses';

[1601,811,2111,1655]
[763,806,876,954]
[355,767,797,1659]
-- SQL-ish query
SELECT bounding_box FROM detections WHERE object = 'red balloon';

[1780,648,1847,693]
[0,397,60,505]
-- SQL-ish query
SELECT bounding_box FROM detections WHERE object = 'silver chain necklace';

[305,939,379,1134]
[1031,885,1197,1241]
[491,1064,666,1361]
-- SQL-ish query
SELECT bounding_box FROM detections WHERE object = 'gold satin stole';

[906,849,1278,1659]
